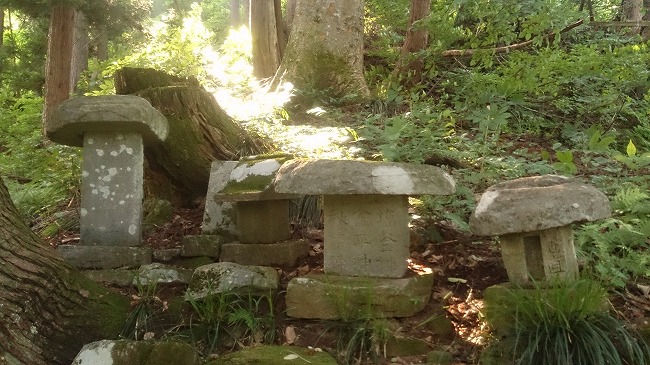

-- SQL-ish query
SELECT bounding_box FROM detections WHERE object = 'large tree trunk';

[621,0,643,33]
[392,0,431,86]
[115,67,271,205]
[70,11,89,93]
[43,6,76,127]
[251,0,282,79]
[270,0,369,104]
[0,176,130,365]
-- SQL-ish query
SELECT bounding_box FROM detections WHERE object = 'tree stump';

[115,67,272,205]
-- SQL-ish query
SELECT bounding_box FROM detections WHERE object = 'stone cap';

[469,175,611,236]
[46,95,168,147]
[214,154,297,202]
[273,159,456,195]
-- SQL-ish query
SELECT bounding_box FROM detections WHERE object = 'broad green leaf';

[626,140,637,157]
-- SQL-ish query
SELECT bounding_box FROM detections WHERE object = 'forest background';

[0,0,648,340]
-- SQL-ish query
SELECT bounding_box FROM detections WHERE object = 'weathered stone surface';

[237,200,291,243]
[214,154,295,202]
[220,240,310,267]
[58,245,151,269]
[181,235,223,257]
[133,263,193,286]
[80,132,144,247]
[185,262,279,300]
[324,195,409,278]
[153,248,181,262]
[500,226,578,284]
[285,273,434,319]
[143,199,173,232]
[206,345,338,365]
[71,339,200,365]
[203,161,238,237]
[83,268,136,286]
[274,159,455,196]
[470,175,611,236]
[46,95,168,147]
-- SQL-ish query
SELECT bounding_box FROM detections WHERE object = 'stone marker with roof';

[46,95,168,269]
[273,159,456,319]
[469,175,611,284]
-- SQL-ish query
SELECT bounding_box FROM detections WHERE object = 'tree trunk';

[43,6,75,127]
[70,11,89,93]
[270,0,369,104]
[0,8,5,48]
[230,0,241,27]
[285,0,296,36]
[251,0,281,79]
[392,0,431,86]
[0,176,130,365]
[96,23,109,61]
[274,0,286,59]
[621,0,643,33]
[115,67,271,205]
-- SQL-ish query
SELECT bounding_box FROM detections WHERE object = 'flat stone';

[185,262,279,300]
[153,248,181,262]
[273,159,455,196]
[285,273,434,319]
[133,263,193,286]
[71,340,200,365]
[206,345,338,365]
[324,195,409,278]
[214,154,295,202]
[58,245,151,269]
[470,175,611,236]
[181,235,223,257]
[80,132,144,247]
[47,95,168,147]
[82,268,136,286]
[219,240,310,267]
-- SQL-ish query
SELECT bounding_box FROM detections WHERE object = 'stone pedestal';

[324,195,409,278]
[237,200,291,243]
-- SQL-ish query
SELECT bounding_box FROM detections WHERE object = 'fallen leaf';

[448,277,467,284]
[285,325,297,345]
[284,354,299,360]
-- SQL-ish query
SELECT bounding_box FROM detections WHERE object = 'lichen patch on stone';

[371,166,414,194]
[474,190,499,216]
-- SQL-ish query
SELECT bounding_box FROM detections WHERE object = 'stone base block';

[58,245,151,269]
[220,239,309,267]
[285,273,434,319]
[237,200,291,243]
[181,235,223,258]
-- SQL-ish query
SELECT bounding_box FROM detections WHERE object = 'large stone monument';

[46,95,168,269]
[274,159,456,319]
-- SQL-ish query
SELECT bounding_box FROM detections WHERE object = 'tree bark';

[270,0,369,104]
[230,0,241,27]
[70,11,89,93]
[43,6,76,127]
[392,0,431,86]
[621,0,643,34]
[0,176,130,365]
[251,0,281,79]
[0,8,5,48]
[285,0,296,35]
[274,0,286,59]
[115,67,272,205]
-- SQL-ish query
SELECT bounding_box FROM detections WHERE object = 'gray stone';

[83,268,136,286]
[185,262,279,300]
[46,95,168,147]
[285,273,434,319]
[80,132,144,247]
[214,154,295,202]
[58,245,151,269]
[153,248,181,262]
[206,345,338,365]
[143,199,174,232]
[133,263,192,286]
[71,339,200,365]
[203,161,239,237]
[469,175,611,236]
[236,200,291,243]
[181,235,223,257]
[469,175,611,284]
[273,159,455,196]
[220,239,310,267]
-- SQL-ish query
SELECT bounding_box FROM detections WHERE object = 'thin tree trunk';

[621,0,643,33]
[392,0,431,86]
[251,0,281,79]
[0,176,130,365]
[43,6,75,127]
[285,0,296,36]
[230,0,241,27]
[243,0,250,26]
[0,8,5,48]
[96,24,109,61]
[274,0,286,59]
[70,11,89,93]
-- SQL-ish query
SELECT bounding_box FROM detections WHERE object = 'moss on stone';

[207,345,338,365]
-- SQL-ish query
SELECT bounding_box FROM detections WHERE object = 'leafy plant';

[121,280,166,341]
[483,279,650,365]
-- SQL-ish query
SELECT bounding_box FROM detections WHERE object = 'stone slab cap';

[470,175,611,236]
[214,154,298,202]
[46,95,168,147]
[273,159,456,195]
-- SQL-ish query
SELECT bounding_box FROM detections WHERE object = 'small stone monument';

[199,155,310,267]
[46,95,168,269]
[274,159,455,318]
[469,175,611,284]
